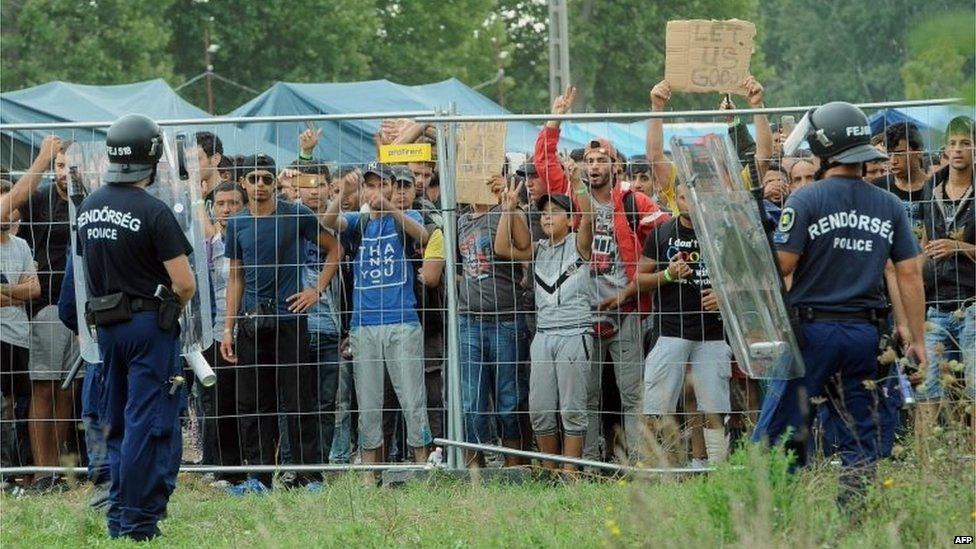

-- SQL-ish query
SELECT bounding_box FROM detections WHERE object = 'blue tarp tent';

[0,79,283,170]
[868,105,975,149]
[560,121,731,158]
[868,108,931,136]
[225,78,570,165]
[1,79,208,169]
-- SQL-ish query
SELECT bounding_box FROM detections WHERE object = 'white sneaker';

[690,458,708,470]
[209,479,232,490]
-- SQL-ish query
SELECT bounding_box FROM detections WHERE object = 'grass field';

[1,439,973,548]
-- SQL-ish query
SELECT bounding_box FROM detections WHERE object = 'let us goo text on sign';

[665,19,756,95]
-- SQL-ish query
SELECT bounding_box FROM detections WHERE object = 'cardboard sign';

[379,143,432,163]
[455,122,506,205]
[665,19,756,95]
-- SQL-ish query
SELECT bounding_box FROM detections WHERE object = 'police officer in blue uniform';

[77,114,196,540]
[752,102,927,504]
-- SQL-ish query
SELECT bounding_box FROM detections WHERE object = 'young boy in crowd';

[494,166,594,469]
[915,116,976,440]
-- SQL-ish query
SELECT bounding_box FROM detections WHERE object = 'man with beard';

[0,135,80,491]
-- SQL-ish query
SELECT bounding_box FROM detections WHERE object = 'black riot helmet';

[104,114,164,184]
[783,101,887,165]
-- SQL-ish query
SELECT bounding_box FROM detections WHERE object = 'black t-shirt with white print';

[872,174,928,242]
[643,217,723,341]
[77,185,192,300]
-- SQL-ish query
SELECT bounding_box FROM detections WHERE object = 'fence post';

[435,106,465,470]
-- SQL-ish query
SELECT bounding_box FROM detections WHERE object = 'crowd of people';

[0,77,973,501]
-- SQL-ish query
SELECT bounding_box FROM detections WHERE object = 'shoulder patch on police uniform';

[773,230,789,244]
[778,207,796,232]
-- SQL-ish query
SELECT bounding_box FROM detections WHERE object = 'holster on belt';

[153,285,182,332]
[157,298,181,332]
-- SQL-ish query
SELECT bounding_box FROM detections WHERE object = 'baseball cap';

[584,138,620,163]
[390,165,415,186]
[238,153,277,176]
[363,162,391,181]
[516,162,538,178]
[535,193,573,213]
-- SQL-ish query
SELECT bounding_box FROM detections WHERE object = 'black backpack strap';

[623,190,639,235]
[346,212,371,259]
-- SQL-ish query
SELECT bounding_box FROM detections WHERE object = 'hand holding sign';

[665,19,756,95]
[743,76,764,107]
[377,118,412,145]
[650,80,672,110]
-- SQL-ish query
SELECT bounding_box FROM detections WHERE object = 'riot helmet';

[104,114,164,184]
[783,101,886,165]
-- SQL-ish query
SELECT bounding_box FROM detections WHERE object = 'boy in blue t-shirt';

[322,164,432,463]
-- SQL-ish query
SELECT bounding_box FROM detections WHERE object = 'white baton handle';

[184,350,216,387]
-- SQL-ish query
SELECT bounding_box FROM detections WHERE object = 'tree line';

[1,0,971,115]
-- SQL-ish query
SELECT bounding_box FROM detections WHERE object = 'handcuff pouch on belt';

[86,292,132,327]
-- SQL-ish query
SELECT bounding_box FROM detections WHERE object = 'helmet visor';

[782,111,812,156]
[831,143,888,165]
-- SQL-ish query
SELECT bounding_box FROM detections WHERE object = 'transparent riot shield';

[670,134,804,379]
[66,134,216,385]
[64,142,107,364]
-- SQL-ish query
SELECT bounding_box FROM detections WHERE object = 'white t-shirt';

[0,234,36,348]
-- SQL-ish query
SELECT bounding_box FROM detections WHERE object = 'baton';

[185,350,216,387]
[61,355,84,390]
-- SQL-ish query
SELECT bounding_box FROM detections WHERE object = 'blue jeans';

[753,321,881,469]
[918,305,976,401]
[458,315,529,444]
[310,331,340,463]
[81,361,109,484]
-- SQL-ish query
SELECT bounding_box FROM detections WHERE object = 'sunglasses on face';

[246,173,275,186]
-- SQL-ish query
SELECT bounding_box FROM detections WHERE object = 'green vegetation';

[2,438,972,547]
[2,0,971,113]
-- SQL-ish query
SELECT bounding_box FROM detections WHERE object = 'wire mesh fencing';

[0,98,972,487]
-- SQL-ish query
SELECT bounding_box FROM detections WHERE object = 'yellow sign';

[379,143,432,163]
